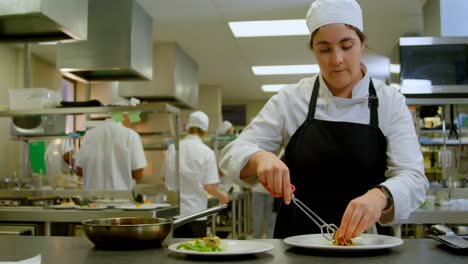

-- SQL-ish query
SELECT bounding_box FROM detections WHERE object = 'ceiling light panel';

[229,19,308,37]
[252,65,320,75]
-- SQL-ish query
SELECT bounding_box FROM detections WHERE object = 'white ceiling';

[30,0,427,103]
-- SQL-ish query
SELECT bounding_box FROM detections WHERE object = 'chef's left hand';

[338,188,387,240]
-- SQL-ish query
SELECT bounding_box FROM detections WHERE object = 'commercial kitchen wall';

[0,44,63,179]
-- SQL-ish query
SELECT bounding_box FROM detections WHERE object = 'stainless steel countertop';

[0,237,465,264]
[402,206,468,224]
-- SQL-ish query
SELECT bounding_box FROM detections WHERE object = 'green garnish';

[176,236,224,252]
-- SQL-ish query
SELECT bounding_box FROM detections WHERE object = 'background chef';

[162,111,229,238]
[75,113,147,190]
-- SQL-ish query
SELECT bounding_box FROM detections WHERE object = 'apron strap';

[306,78,320,122]
[368,80,379,128]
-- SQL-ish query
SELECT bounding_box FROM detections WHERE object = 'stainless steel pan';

[82,204,227,249]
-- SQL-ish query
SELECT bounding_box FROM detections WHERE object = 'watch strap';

[376,185,393,211]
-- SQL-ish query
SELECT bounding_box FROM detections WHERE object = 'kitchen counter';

[0,237,465,264]
[394,202,468,238]
[402,205,468,224]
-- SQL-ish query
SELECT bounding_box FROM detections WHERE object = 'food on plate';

[176,236,224,252]
[60,199,75,206]
[332,229,355,246]
[135,199,152,208]
[78,203,97,208]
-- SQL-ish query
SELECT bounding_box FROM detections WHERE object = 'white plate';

[49,205,76,209]
[168,240,274,256]
[94,199,133,208]
[74,205,107,210]
[118,203,171,210]
[284,234,404,251]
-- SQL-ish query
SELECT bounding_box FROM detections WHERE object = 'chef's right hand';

[251,151,292,204]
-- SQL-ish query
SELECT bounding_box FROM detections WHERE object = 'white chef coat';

[219,72,429,225]
[76,119,147,190]
[162,135,220,218]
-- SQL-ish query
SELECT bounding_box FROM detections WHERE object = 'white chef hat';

[306,0,363,34]
[187,111,209,132]
[217,120,233,134]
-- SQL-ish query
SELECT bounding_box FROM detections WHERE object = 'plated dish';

[75,205,107,210]
[49,204,76,209]
[93,199,133,208]
[284,234,404,251]
[118,203,171,210]
[169,239,274,256]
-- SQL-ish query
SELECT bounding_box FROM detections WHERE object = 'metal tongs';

[261,182,338,241]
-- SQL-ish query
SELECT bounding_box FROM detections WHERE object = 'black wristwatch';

[376,185,393,211]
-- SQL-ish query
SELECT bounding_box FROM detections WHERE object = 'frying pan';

[82,204,227,249]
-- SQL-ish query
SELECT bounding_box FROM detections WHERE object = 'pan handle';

[173,204,228,228]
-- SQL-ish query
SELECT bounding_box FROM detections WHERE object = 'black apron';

[274,77,388,238]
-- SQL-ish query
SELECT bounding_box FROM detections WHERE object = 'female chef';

[219,0,428,240]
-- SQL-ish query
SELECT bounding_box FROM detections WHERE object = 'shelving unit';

[0,102,182,206]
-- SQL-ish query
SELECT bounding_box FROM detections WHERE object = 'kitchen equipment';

[57,0,152,82]
[0,0,88,42]
[261,182,337,241]
[399,37,468,100]
[119,43,199,109]
[429,224,468,249]
[438,119,452,168]
[10,115,66,136]
[448,105,459,140]
[82,204,227,249]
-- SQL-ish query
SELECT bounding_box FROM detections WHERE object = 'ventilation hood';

[0,0,88,42]
[119,42,199,109]
[57,0,152,82]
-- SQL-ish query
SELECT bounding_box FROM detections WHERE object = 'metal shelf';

[0,102,179,117]
[406,98,468,105]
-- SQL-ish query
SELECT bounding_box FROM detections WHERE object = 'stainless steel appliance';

[57,0,152,82]
[10,115,66,136]
[119,42,199,109]
[399,37,468,100]
[0,0,88,42]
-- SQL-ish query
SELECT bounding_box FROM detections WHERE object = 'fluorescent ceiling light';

[390,64,400,74]
[229,19,308,37]
[252,64,320,75]
[262,84,287,92]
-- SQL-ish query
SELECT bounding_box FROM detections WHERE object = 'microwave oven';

[10,115,66,136]
[399,37,468,99]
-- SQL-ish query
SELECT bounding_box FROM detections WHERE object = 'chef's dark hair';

[309,24,366,50]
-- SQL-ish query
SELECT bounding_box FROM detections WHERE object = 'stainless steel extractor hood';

[0,0,88,42]
[56,0,152,82]
[118,42,199,109]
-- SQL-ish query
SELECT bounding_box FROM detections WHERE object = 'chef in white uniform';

[162,111,229,238]
[217,120,235,135]
[75,114,147,190]
[220,0,428,240]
